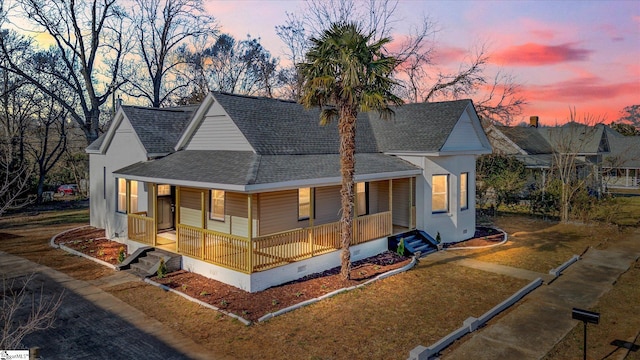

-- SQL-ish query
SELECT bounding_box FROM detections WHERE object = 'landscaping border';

[58,243,118,270]
[445,228,508,250]
[142,256,417,325]
[408,277,543,360]
[258,256,417,322]
[49,225,92,248]
[144,278,252,326]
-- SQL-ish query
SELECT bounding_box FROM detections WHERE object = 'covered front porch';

[125,178,416,274]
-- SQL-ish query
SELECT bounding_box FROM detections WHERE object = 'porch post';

[247,194,253,273]
[175,186,181,251]
[200,191,206,259]
[126,180,131,214]
[389,179,393,231]
[310,188,315,256]
[409,177,414,229]
[151,183,157,246]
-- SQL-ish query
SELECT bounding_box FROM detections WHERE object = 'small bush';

[157,258,167,279]
[396,238,405,256]
[117,247,126,263]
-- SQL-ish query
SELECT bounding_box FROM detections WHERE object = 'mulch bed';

[53,225,504,322]
[446,226,505,248]
[55,227,126,265]
[151,251,411,322]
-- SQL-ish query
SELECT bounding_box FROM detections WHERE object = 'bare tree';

[0,66,34,215]
[182,33,280,97]
[546,109,605,222]
[615,105,640,132]
[125,0,218,107]
[1,274,63,349]
[474,71,527,125]
[0,0,129,144]
[0,144,32,216]
[275,0,526,123]
[26,95,69,203]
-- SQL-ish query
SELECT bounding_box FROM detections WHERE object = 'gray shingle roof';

[212,92,470,154]
[605,136,640,168]
[122,105,196,154]
[114,150,420,188]
[212,92,378,154]
[368,99,472,152]
[108,93,478,187]
[496,126,553,154]
[538,123,607,154]
[115,151,258,185]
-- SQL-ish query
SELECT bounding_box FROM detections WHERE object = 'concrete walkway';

[0,251,227,360]
[440,237,640,360]
[424,251,555,283]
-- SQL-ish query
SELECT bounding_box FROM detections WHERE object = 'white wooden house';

[87,92,492,292]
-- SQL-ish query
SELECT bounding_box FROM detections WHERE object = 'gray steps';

[123,249,181,278]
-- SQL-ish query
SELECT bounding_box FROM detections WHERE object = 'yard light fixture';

[572,307,600,360]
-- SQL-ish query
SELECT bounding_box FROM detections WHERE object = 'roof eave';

[385,148,492,157]
[112,169,422,193]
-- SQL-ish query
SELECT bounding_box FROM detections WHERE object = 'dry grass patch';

[451,214,624,273]
[0,209,113,281]
[544,259,640,360]
[107,261,528,360]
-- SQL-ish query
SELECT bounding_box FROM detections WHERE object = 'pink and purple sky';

[206,0,640,125]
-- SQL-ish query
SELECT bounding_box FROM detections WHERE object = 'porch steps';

[121,249,181,278]
[388,230,439,257]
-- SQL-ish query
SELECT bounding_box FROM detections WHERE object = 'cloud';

[521,77,639,102]
[432,45,467,64]
[599,24,625,42]
[493,42,592,66]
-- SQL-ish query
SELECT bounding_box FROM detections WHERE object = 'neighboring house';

[87,92,492,292]
[484,117,612,192]
[602,127,640,189]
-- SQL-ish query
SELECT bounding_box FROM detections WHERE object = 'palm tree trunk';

[338,105,358,279]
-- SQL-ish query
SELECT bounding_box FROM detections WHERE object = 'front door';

[157,196,174,230]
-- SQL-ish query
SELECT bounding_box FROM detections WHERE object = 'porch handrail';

[127,213,155,245]
[353,211,392,245]
[135,213,391,274]
[177,223,251,273]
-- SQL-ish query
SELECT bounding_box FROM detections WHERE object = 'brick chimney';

[529,116,539,128]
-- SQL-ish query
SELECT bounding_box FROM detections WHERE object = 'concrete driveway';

[1,251,221,360]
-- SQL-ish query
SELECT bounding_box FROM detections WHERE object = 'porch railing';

[131,211,391,274]
[177,224,251,273]
[353,211,392,245]
[127,212,155,245]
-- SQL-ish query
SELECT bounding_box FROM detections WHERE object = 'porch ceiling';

[114,150,421,191]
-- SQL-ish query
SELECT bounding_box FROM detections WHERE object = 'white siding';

[89,115,148,242]
[185,100,253,151]
[441,111,483,151]
[404,154,476,243]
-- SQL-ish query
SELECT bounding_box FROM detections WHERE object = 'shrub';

[157,258,167,279]
[396,238,405,256]
[117,247,126,263]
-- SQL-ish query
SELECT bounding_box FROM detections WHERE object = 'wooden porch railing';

[177,224,251,273]
[127,212,155,245]
[131,211,391,273]
[353,211,392,245]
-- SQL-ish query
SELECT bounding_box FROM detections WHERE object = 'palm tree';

[298,22,402,279]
